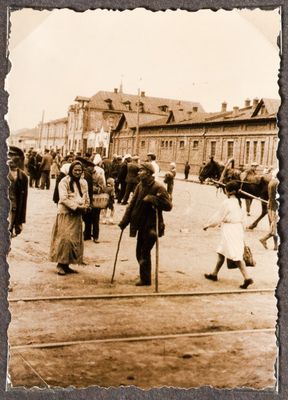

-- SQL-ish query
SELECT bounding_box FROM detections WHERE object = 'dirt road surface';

[7,176,278,390]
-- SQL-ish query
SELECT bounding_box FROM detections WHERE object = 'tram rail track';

[10,327,275,350]
[8,287,275,303]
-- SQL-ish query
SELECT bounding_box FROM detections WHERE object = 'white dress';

[206,197,245,261]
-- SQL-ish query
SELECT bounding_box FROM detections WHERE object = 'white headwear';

[93,153,102,165]
[60,163,71,175]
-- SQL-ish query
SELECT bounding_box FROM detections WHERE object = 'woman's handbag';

[227,245,256,269]
[243,245,256,267]
[92,193,109,209]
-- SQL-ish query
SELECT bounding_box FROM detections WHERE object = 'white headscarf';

[60,163,71,175]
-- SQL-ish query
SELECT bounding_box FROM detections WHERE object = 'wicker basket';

[92,193,109,209]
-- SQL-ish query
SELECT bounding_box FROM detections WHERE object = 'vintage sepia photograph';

[5,6,281,391]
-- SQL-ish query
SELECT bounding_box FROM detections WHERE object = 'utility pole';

[134,88,140,155]
[38,110,45,151]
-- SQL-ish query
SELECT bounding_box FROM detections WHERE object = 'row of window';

[210,140,266,164]
[140,138,268,165]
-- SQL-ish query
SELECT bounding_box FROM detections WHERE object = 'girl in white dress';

[203,180,253,289]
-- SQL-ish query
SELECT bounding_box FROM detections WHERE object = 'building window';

[260,141,265,165]
[179,140,185,149]
[210,141,216,157]
[141,140,145,148]
[169,141,173,148]
[227,141,234,158]
[253,141,258,162]
[161,140,164,148]
[193,140,199,149]
[245,141,250,164]
[165,141,168,148]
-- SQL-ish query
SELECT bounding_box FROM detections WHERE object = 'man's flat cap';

[140,162,155,174]
[9,146,24,160]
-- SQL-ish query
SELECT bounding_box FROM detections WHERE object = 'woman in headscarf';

[50,161,90,275]
[203,180,254,289]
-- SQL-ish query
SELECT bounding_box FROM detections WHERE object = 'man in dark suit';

[119,162,172,286]
[8,146,28,237]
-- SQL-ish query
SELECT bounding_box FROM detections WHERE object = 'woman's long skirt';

[50,213,84,265]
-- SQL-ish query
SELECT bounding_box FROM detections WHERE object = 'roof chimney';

[221,102,227,113]
[245,98,251,107]
[233,106,239,116]
[192,106,198,112]
[253,98,259,107]
[114,88,118,93]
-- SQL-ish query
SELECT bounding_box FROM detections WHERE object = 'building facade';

[111,98,279,174]
[67,89,204,156]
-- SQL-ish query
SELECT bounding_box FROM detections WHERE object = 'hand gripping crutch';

[111,229,124,284]
[155,208,159,293]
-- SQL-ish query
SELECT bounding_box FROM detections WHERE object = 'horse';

[199,159,269,229]
[198,159,224,183]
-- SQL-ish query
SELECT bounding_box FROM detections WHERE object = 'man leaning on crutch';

[118,162,172,287]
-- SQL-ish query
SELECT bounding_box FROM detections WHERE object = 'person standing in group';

[259,170,279,251]
[203,180,254,289]
[50,161,90,276]
[75,157,95,241]
[147,152,160,181]
[102,177,116,224]
[121,155,140,205]
[164,162,176,199]
[40,148,53,190]
[8,146,28,237]
[117,154,131,203]
[184,161,190,180]
[118,162,172,286]
[27,150,39,188]
[111,155,122,200]
[90,162,106,243]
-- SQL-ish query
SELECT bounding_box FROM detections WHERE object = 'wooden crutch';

[111,230,124,284]
[155,208,159,293]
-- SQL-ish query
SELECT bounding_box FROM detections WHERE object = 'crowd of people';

[8,146,279,288]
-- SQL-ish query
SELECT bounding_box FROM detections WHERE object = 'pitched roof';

[124,112,166,128]
[88,90,205,115]
[251,98,280,117]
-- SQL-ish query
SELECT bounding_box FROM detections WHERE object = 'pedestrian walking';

[40,149,53,189]
[49,161,90,275]
[118,162,172,286]
[259,170,278,250]
[8,146,28,237]
[184,161,190,180]
[203,180,254,289]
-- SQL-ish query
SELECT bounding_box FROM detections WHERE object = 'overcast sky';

[6,7,281,132]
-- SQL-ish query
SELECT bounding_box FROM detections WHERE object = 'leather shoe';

[57,266,66,275]
[204,273,218,281]
[64,266,78,274]
[240,278,254,289]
